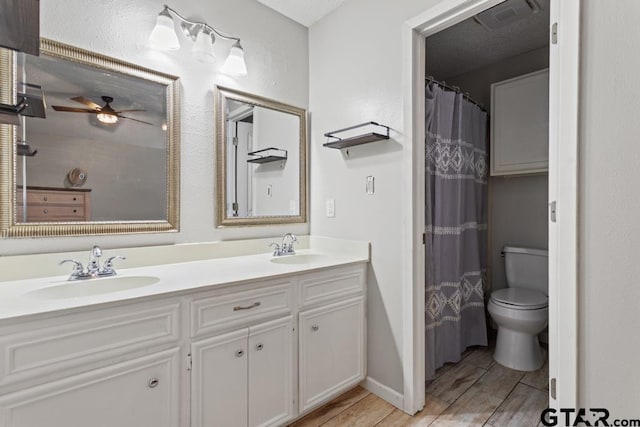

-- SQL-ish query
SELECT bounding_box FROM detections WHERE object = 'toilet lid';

[491,288,548,309]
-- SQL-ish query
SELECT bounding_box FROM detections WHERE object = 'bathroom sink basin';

[270,254,327,265]
[28,276,160,299]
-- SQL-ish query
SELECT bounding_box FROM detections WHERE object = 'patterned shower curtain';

[425,82,488,380]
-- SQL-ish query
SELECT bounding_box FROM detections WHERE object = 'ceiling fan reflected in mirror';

[51,96,153,125]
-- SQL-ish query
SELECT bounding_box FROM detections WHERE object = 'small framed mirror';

[215,86,307,227]
[0,39,180,237]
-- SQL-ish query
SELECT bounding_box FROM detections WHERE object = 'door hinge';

[550,377,557,400]
[422,233,426,245]
[549,201,557,223]
[232,136,238,146]
[187,352,192,371]
[551,22,558,44]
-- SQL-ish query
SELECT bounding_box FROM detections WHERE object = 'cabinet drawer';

[0,301,180,387]
[191,282,293,337]
[299,266,365,308]
[24,190,86,206]
[22,205,86,221]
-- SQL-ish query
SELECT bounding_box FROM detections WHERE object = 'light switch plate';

[366,176,375,195]
[326,199,335,218]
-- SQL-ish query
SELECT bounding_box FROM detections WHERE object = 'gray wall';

[446,47,549,291]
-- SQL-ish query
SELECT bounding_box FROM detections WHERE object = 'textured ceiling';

[255,0,346,27]
[426,0,550,80]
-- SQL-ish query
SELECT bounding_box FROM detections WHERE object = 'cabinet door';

[491,68,549,175]
[248,316,294,427]
[0,348,181,427]
[191,329,248,427]
[298,297,365,412]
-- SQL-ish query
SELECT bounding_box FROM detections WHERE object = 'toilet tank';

[503,246,548,295]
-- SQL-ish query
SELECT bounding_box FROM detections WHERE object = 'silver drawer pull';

[235,349,245,357]
[148,378,159,388]
[311,325,319,332]
[256,343,264,351]
[233,302,261,311]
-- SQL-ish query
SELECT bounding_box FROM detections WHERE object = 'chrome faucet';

[270,233,297,257]
[86,245,103,277]
[59,246,126,281]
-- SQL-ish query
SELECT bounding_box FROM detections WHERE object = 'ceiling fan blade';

[51,106,96,113]
[118,115,154,126]
[71,96,102,110]
[114,109,146,114]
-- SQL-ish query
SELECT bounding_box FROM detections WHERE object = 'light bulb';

[96,113,118,124]
[149,9,180,51]
[222,41,247,76]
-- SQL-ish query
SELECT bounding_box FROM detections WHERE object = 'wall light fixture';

[149,5,247,76]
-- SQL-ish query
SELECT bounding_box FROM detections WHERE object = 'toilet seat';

[490,288,548,310]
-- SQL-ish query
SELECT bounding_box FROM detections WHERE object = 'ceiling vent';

[474,0,541,31]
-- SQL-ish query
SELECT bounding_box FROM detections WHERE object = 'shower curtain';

[425,82,488,380]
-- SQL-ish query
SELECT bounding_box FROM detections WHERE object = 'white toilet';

[487,246,548,371]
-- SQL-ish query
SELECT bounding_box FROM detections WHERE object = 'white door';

[0,348,181,427]
[298,297,365,412]
[191,329,249,427]
[248,316,294,427]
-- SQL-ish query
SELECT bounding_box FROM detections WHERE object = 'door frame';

[401,0,580,414]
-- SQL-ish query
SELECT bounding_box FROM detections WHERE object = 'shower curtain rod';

[425,76,487,112]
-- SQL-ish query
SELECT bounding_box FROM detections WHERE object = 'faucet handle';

[100,255,126,276]
[59,259,87,280]
[269,242,281,256]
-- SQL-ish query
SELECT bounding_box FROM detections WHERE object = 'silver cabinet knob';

[311,325,319,332]
[235,349,244,357]
[256,343,264,351]
[148,378,159,388]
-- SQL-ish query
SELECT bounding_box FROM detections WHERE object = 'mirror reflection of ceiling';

[426,0,550,80]
[19,53,167,150]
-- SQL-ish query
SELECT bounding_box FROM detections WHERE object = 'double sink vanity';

[0,36,351,427]
[0,236,369,427]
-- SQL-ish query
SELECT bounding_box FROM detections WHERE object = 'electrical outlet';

[326,199,335,218]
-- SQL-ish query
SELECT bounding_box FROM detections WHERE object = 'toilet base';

[493,327,545,371]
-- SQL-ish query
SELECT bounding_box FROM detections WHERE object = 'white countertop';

[0,237,369,321]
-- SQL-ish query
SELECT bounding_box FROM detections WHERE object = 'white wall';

[309,0,445,396]
[445,47,549,290]
[578,0,640,416]
[1,0,308,255]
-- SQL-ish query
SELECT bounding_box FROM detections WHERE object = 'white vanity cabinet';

[297,266,366,413]
[189,279,295,427]
[0,349,181,427]
[191,317,294,427]
[0,300,184,427]
[0,261,367,427]
[490,69,549,176]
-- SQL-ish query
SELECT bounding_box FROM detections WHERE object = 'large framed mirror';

[0,39,180,237]
[215,86,307,227]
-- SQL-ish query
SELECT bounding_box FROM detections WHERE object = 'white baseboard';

[360,376,404,410]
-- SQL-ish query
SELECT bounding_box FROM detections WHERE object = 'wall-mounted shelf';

[17,144,37,157]
[323,121,390,149]
[247,147,287,164]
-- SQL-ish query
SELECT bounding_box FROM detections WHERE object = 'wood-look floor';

[290,345,549,427]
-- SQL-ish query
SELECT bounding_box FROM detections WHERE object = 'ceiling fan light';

[149,9,180,51]
[192,28,216,63]
[222,42,247,76]
[96,112,118,124]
